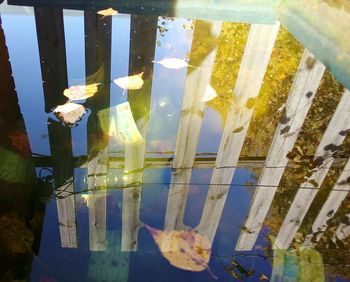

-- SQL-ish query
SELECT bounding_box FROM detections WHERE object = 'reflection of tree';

[209,21,350,279]
[240,27,304,157]
[209,22,249,122]
[187,20,218,71]
[257,56,350,281]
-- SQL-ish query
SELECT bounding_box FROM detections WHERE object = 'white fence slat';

[121,117,148,251]
[173,49,219,169]
[236,49,326,251]
[304,158,350,246]
[164,169,192,232]
[57,179,78,248]
[196,23,280,244]
[164,23,222,233]
[88,148,108,251]
[275,88,350,249]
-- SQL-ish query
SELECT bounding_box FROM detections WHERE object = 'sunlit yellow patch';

[98,102,144,144]
[81,194,89,206]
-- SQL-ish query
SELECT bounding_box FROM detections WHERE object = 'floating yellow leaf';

[154,58,189,70]
[113,72,144,90]
[63,83,100,101]
[53,103,86,125]
[201,84,218,103]
[97,8,118,17]
[98,102,144,144]
[146,225,217,278]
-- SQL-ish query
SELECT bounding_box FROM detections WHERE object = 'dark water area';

[0,0,349,281]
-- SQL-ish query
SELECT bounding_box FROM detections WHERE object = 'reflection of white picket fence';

[48,18,349,251]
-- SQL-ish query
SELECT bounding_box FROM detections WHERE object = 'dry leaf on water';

[53,103,86,125]
[97,8,118,17]
[154,58,189,70]
[260,274,269,280]
[145,225,217,279]
[113,72,144,90]
[63,83,100,101]
[201,84,217,103]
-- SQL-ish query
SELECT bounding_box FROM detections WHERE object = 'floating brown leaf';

[63,83,100,101]
[97,8,118,17]
[113,72,144,90]
[145,225,217,278]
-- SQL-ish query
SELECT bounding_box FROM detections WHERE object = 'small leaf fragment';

[306,91,313,98]
[305,56,317,70]
[245,97,256,109]
[308,179,318,188]
[280,125,291,135]
[260,274,269,280]
[97,8,118,17]
[279,108,290,124]
[232,126,244,133]
[324,143,341,152]
[327,210,334,217]
[339,129,350,136]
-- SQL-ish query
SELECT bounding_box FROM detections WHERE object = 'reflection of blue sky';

[2,12,50,155]
[2,11,225,157]
[146,18,192,154]
[63,10,87,156]
[108,14,131,153]
[197,107,223,153]
[30,165,270,282]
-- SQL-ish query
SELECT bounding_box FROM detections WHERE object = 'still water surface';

[0,1,349,281]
